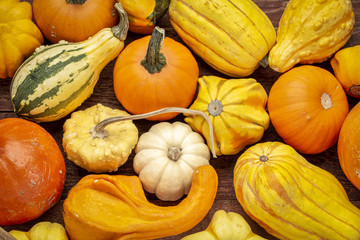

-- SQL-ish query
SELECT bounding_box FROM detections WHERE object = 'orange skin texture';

[0,118,66,226]
[113,35,199,121]
[32,0,118,43]
[267,65,349,154]
[338,101,360,191]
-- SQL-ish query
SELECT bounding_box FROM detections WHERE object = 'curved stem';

[111,3,129,41]
[141,26,167,74]
[90,107,217,158]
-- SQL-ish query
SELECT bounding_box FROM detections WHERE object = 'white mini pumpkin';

[134,121,211,201]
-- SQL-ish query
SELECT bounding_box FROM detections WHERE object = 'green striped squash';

[234,141,360,240]
[10,3,128,123]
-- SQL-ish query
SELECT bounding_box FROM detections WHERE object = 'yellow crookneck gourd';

[9,222,68,240]
[169,0,276,77]
[182,210,267,240]
[184,76,269,156]
[268,0,355,73]
[63,165,218,240]
[234,142,360,240]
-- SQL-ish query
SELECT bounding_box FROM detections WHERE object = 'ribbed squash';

[10,3,128,122]
[268,0,355,73]
[234,141,360,240]
[168,0,276,77]
[184,76,269,156]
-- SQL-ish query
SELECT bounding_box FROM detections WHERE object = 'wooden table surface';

[2,0,360,239]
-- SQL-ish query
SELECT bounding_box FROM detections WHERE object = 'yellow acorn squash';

[234,141,360,240]
[268,0,355,73]
[184,76,269,156]
[169,0,276,77]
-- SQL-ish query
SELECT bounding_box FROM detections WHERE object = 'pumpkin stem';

[141,26,167,74]
[90,107,218,158]
[65,0,87,4]
[258,55,269,68]
[168,146,182,161]
[111,3,129,41]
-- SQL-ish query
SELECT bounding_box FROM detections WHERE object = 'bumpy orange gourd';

[63,165,218,240]
[234,141,360,240]
[113,27,198,121]
[267,65,349,154]
[32,0,119,43]
[338,101,360,191]
[0,0,43,78]
[0,118,65,226]
[331,45,360,98]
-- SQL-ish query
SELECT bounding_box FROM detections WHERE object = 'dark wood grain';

[1,1,360,239]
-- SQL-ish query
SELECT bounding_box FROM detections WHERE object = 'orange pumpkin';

[267,65,349,154]
[338,101,360,191]
[0,118,66,226]
[113,27,199,121]
[32,0,119,43]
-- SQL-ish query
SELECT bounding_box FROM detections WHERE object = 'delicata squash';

[10,3,128,122]
[234,142,360,240]
[169,0,276,77]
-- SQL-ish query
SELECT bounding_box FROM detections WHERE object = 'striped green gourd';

[10,3,128,122]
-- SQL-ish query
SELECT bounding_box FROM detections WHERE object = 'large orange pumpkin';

[113,27,199,121]
[338,101,360,191]
[32,0,119,43]
[267,65,349,154]
[0,118,66,226]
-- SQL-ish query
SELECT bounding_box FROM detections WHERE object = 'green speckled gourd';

[268,0,355,73]
[10,3,128,122]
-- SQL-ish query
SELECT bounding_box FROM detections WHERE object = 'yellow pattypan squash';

[134,121,210,201]
[0,0,44,78]
[184,76,269,156]
[182,210,266,240]
[62,103,138,173]
[10,222,68,240]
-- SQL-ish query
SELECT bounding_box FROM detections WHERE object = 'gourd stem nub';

[66,0,87,4]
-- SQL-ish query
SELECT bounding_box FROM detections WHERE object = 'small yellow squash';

[0,0,44,78]
[62,104,138,173]
[10,222,68,240]
[331,45,360,98]
[181,210,266,240]
[169,0,276,77]
[184,76,269,156]
[268,0,355,73]
[234,141,360,240]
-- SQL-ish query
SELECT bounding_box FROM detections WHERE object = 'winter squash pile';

[1,0,360,239]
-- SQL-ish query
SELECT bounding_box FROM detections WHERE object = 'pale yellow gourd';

[10,222,68,240]
[268,0,355,73]
[182,210,266,240]
[62,103,138,173]
[184,76,269,156]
